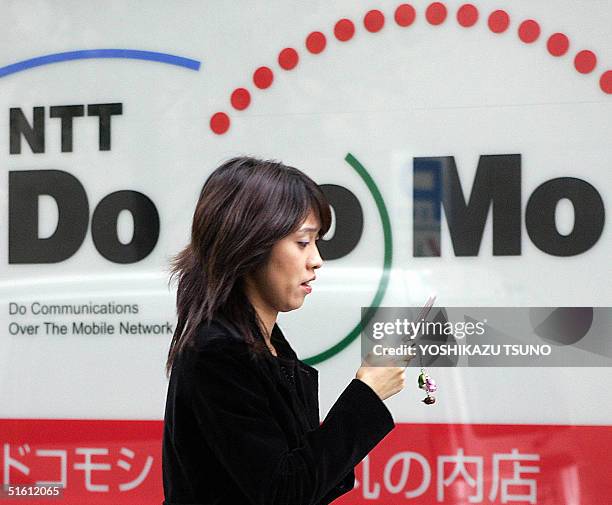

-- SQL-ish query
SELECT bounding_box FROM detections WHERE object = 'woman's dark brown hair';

[165,156,332,376]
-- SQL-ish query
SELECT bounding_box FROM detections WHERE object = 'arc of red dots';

[210,2,612,134]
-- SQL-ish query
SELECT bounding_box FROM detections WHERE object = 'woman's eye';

[298,242,309,248]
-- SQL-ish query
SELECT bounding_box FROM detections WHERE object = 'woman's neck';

[255,311,278,357]
[244,285,278,342]
[257,309,277,342]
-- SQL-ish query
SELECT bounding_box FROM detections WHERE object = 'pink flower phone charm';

[410,295,438,405]
[418,369,437,405]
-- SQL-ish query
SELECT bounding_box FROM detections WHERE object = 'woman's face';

[245,210,323,317]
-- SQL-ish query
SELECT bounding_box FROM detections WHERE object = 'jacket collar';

[269,324,320,430]
[271,324,319,374]
[210,314,320,430]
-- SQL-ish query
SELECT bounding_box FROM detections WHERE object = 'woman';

[162,156,406,505]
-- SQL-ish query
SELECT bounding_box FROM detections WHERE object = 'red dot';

[253,66,274,89]
[426,2,447,25]
[334,18,355,41]
[230,88,250,110]
[278,48,299,70]
[395,4,416,27]
[306,31,326,54]
[488,9,509,33]
[574,50,596,74]
[210,112,229,135]
[547,33,569,57]
[600,70,612,94]
[364,9,385,32]
[518,19,540,43]
[457,4,478,27]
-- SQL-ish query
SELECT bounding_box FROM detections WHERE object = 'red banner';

[1,420,610,504]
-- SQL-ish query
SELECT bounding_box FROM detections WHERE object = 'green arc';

[304,152,393,365]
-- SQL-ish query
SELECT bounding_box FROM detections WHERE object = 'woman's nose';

[310,243,323,269]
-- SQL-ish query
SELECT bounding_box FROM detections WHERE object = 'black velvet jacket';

[162,317,395,505]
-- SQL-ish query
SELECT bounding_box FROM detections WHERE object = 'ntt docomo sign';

[8,103,161,264]
[7,103,607,264]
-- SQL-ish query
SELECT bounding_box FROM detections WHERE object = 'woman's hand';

[355,365,406,401]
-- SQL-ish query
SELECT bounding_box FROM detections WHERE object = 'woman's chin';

[280,299,306,313]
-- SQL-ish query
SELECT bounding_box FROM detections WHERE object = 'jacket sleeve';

[184,339,395,505]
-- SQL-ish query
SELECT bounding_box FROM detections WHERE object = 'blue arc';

[0,49,201,78]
